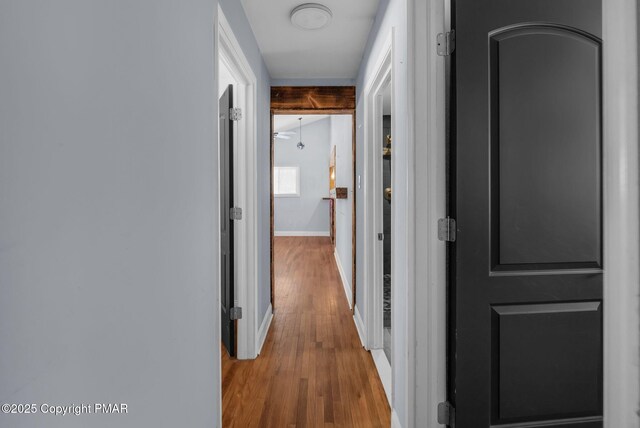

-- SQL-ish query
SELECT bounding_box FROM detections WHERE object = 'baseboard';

[372,349,392,405]
[353,305,367,348]
[256,304,273,355]
[391,409,402,428]
[334,250,352,309]
[274,231,330,237]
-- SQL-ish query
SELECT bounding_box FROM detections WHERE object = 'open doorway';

[270,86,357,312]
[380,81,392,366]
[217,7,259,361]
[216,86,389,426]
[369,73,394,402]
[272,113,354,309]
[361,40,394,403]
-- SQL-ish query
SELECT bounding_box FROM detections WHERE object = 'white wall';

[355,0,413,426]
[331,115,354,296]
[0,1,220,427]
[274,118,331,235]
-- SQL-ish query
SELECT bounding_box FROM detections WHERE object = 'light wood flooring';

[221,236,390,427]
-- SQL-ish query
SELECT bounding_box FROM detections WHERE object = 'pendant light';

[296,117,305,150]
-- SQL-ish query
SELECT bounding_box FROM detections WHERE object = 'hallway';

[222,237,390,427]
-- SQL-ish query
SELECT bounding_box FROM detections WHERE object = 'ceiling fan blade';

[275,135,291,140]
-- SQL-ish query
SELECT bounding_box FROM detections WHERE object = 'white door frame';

[602,0,639,425]
[217,7,259,360]
[362,31,394,403]
[413,0,447,425]
[413,0,640,426]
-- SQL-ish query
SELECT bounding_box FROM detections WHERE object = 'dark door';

[450,1,603,427]
[220,85,235,357]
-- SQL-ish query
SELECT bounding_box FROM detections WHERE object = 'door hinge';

[437,30,455,56]
[438,217,456,242]
[230,307,242,320]
[437,401,455,427]
[378,233,384,241]
[230,207,242,221]
[229,107,242,121]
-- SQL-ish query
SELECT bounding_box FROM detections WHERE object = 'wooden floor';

[222,237,390,428]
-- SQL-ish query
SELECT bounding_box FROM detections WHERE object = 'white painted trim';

[363,33,393,353]
[218,7,259,361]
[273,231,330,237]
[414,0,447,426]
[334,250,352,309]
[603,0,640,426]
[256,304,273,355]
[361,33,393,356]
[353,305,367,348]
[362,31,400,423]
[372,349,392,405]
[213,7,222,428]
[391,409,403,428]
[404,1,417,426]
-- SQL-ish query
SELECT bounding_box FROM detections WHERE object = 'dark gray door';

[220,85,235,357]
[450,0,603,426]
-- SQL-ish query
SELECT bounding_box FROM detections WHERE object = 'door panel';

[220,85,235,357]
[451,1,603,427]
[491,25,602,271]
[492,302,602,420]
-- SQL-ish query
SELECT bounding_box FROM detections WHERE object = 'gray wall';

[274,118,331,234]
[219,0,273,322]
[0,1,220,427]
[331,115,354,292]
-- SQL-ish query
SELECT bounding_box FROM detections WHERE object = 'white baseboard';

[256,304,273,355]
[372,349,392,406]
[391,409,402,428]
[274,231,330,237]
[353,305,367,348]
[334,250,352,309]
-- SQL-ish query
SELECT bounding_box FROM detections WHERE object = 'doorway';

[362,40,394,404]
[269,86,357,312]
[272,113,354,311]
[380,82,392,366]
[219,84,236,357]
[217,7,259,360]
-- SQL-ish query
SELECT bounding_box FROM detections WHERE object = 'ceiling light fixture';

[290,3,333,30]
[297,117,305,150]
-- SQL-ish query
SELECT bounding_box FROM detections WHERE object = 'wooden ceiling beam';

[270,86,356,111]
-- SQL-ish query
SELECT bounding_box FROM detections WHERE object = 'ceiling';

[274,114,329,133]
[240,0,380,79]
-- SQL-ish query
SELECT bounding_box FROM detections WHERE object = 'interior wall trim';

[334,249,353,309]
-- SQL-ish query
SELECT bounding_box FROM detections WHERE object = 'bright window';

[273,166,300,197]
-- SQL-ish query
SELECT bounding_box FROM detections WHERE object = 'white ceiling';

[274,114,329,133]
[240,0,380,79]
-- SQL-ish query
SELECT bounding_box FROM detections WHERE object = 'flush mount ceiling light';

[290,3,333,30]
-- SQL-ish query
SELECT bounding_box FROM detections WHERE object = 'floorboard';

[222,236,390,428]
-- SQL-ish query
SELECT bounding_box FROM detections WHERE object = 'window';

[273,166,300,197]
